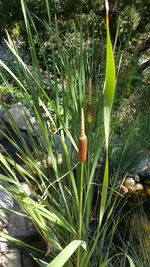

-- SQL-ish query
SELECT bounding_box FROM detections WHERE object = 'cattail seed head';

[78,108,87,162]
[78,135,87,162]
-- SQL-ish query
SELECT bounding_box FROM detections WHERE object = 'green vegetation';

[0,0,150,266]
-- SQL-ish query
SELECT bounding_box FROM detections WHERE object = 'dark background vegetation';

[0,0,150,145]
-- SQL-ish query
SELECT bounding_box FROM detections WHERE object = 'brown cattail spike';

[87,78,92,123]
[105,0,109,25]
[78,108,87,162]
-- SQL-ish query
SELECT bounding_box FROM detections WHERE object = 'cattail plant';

[0,1,141,266]
[78,108,87,162]
[87,78,92,123]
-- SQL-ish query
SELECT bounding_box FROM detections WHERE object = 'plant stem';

[77,161,84,267]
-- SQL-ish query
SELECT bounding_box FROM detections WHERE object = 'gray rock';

[0,237,9,252]
[54,134,62,153]
[136,157,150,170]
[0,185,14,230]
[136,157,150,179]
[0,118,40,165]
[0,248,21,267]
[2,103,41,136]
[0,183,36,267]
[0,184,35,240]
[38,133,63,153]
[0,109,5,117]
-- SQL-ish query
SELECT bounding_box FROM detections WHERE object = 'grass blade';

[47,240,86,267]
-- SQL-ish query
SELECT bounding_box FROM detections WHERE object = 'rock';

[21,182,33,197]
[1,103,76,169]
[0,248,21,267]
[123,177,135,188]
[2,103,41,136]
[38,133,71,154]
[36,153,63,169]
[136,157,150,169]
[0,117,39,164]
[54,134,63,153]
[136,157,150,180]
[120,184,129,194]
[134,183,144,191]
[0,184,35,267]
[0,108,5,117]
[137,167,150,179]
[0,184,35,239]
[134,175,140,182]
[37,133,63,153]
[0,237,9,252]
[0,184,14,229]
[120,173,145,195]
[21,252,35,267]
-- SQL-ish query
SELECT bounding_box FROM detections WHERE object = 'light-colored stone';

[2,103,41,136]
[120,184,129,194]
[0,185,14,230]
[134,175,140,182]
[0,237,9,252]
[0,248,21,267]
[0,184,35,240]
[0,183,36,267]
[123,177,135,188]
[134,183,144,191]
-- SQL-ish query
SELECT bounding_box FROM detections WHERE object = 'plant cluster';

[0,0,150,266]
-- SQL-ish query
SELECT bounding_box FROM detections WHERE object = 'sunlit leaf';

[47,240,86,267]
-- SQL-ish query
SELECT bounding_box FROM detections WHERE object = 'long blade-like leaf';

[47,240,86,267]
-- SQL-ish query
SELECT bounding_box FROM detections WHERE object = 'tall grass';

[0,0,146,266]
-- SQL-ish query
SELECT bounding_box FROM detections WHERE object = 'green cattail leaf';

[125,255,135,267]
[104,0,116,148]
[0,231,43,252]
[100,0,116,228]
[47,240,86,267]
[99,152,109,226]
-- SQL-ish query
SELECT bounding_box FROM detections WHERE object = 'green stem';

[77,161,84,267]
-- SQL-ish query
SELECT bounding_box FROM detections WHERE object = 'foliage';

[0,83,23,104]
[0,0,149,119]
[1,0,149,53]
[0,0,149,266]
